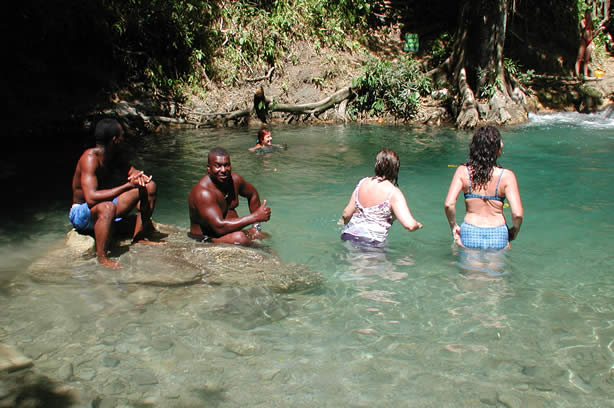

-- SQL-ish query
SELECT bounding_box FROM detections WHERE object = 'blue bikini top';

[464,166,505,202]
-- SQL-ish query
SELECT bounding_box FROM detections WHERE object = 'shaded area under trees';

[3,0,606,134]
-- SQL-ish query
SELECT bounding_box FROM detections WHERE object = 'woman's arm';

[444,166,465,238]
[340,190,357,225]
[504,170,523,240]
[390,189,423,232]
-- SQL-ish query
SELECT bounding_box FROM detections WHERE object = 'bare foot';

[133,226,168,245]
[98,256,122,269]
[247,227,270,240]
[146,229,169,240]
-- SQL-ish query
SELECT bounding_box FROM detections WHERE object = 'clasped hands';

[128,170,152,187]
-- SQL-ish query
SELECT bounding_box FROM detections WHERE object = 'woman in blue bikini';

[444,126,523,249]
[340,149,423,246]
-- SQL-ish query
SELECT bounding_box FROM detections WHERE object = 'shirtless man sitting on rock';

[69,118,164,269]
[188,147,271,246]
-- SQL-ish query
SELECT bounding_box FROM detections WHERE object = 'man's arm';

[236,174,262,214]
[193,188,270,236]
[80,154,136,206]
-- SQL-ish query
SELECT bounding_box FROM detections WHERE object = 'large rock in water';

[27,224,322,292]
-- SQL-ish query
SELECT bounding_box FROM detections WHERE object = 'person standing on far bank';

[575,9,605,78]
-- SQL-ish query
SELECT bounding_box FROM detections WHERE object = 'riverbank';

[103,27,614,132]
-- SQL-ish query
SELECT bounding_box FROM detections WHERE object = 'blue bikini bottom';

[460,222,508,250]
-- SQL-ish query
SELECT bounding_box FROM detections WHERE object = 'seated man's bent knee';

[146,180,157,193]
[94,201,117,220]
[213,231,252,246]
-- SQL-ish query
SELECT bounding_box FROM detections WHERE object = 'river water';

[2,114,614,406]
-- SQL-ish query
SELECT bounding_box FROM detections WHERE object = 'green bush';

[428,32,452,68]
[213,0,372,84]
[350,56,432,120]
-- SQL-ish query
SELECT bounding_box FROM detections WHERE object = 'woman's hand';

[452,224,462,245]
[508,226,519,241]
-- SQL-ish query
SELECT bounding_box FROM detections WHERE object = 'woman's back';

[340,149,423,246]
[341,177,395,245]
[462,165,507,227]
[357,177,396,208]
[444,125,523,249]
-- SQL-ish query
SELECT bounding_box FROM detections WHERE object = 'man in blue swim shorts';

[70,118,164,268]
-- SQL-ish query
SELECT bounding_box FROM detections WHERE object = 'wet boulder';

[27,224,322,292]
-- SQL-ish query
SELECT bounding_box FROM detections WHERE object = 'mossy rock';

[27,224,322,292]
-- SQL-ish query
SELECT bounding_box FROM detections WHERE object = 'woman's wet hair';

[94,118,122,146]
[374,149,400,186]
[467,125,502,189]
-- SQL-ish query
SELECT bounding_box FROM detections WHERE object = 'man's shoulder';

[79,147,97,158]
[77,148,101,168]
[231,172,246,184]
[190,177,218,199]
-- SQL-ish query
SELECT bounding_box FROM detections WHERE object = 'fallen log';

[271,87,352,115]
[175,86,354,127]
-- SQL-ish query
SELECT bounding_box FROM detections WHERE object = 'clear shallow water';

[2,116,614,406]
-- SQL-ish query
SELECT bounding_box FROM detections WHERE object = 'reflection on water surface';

[1,118,614,406]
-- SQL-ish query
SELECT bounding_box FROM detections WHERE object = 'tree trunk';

[447,0,527,128]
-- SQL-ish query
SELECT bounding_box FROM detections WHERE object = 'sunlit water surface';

[2,113,614,406]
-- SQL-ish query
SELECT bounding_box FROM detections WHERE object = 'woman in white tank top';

[340,149,423,246]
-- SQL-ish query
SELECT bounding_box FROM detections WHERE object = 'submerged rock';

[0,343,33,372]
[27,224,322,292]
[196,286,291,329]
[64,229,95,256]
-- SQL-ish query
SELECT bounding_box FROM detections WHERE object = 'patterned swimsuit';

[341,178,394,246]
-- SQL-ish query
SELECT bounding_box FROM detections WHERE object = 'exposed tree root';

[455,67,479,129]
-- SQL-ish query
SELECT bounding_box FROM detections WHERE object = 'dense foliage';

[5,0,602,125]
[102,0,220,92]
[7,0,376,112]
[208,0,373,86]
[350,56,432,120]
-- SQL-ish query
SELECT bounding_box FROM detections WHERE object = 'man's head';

[207,147,232,185]
[585,9,593,21]
[95,118,123,147]
[257,129,272,146]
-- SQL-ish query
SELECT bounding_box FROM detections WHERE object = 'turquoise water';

[2,114,614,406]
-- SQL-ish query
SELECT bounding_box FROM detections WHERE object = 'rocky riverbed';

[1,224,323,406]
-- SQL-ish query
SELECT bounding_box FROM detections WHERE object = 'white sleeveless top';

[341,178,394,244]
